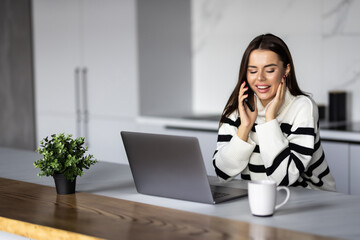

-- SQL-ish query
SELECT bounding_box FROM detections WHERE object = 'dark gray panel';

[0,0,36,150]
[138,0,192,116]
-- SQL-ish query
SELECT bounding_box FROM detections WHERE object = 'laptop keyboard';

[212,191,230,199]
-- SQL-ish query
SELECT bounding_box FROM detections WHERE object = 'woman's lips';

[256,85,270,93]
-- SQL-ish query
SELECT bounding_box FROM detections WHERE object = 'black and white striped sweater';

[213,89,336,191]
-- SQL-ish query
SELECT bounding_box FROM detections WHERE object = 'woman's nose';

[257,70,265,81]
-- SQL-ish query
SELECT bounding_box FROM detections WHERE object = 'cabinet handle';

[82,67,89,146]
[74,67,81,138]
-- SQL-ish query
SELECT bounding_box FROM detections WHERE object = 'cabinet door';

[322,141,349,194]
[350,144,360,195]
[33,0,82,142]
[36,115,77,145]
[87,118,137,164]
[81,0,137,118]
[32,0,81,115]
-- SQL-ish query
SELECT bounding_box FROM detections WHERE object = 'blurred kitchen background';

[2,0,360,194]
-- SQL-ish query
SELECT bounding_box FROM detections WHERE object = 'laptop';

[121,131,247,204]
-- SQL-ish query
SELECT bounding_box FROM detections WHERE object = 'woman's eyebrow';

[248,64,278,68]
[264,64,278,67]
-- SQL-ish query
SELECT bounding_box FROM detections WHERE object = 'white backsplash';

[192,0,360,121]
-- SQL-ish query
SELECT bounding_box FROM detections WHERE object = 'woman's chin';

[257,95,274,106]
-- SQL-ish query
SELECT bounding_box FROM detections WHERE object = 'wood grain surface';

[0,178,342,240]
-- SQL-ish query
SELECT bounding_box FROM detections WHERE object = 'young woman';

[213,34,336,191]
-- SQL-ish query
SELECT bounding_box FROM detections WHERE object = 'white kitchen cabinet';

[81,0,137,118]
[322,141,349,194]
[32,0,137,162]
[88,118,137,164]
[36,115,77,143]
[350,144,360,195]
[33,0,80,116]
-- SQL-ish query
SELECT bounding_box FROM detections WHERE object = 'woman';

[213,33,336,191]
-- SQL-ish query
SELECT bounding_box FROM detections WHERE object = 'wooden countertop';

[0,177,340,240]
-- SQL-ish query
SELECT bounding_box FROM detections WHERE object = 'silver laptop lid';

[121,131,215,204]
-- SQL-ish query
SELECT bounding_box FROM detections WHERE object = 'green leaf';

[34,133,97,181]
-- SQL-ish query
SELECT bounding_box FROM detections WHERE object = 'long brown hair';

[220,33,307,124]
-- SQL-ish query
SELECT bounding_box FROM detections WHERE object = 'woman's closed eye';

[248,68,276,74]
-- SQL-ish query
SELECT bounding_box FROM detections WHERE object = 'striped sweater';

[213,89,336,191]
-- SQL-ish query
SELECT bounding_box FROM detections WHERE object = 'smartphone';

[243,81,254,112]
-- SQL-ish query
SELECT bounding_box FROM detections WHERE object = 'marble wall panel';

[192,0,360,121]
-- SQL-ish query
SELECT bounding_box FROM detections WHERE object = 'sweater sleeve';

[255,98,316,186]
[213,113,256,181]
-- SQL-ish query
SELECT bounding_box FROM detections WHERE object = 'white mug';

[248,179,290,217]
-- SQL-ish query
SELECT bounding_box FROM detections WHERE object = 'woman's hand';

[265,76,286,122]
[237,82,258,141]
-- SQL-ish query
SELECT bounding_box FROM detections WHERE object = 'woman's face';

[246,49,289,106]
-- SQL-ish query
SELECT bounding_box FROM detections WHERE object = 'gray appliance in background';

[121,131,247,204]
[0,0,36,150]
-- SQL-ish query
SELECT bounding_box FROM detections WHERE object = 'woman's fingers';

[240,82,247,95]
[253,95,257,110]
[238,82,247,107]
[275,78,286,103]
[238,95,248,111]
[275,81,283,101]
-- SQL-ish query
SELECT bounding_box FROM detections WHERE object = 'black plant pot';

[53,173,76,195]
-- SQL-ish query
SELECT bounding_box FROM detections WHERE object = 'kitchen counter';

[318,121,360,143]
[1,147,360,239]
[137,115,360,143]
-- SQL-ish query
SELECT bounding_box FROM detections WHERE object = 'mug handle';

[275,186,290,210]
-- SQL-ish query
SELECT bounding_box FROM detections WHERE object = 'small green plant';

[34,133,97,181]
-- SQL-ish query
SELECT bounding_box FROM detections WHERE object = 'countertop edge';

[137,116,360,143]
[0,216,103,240]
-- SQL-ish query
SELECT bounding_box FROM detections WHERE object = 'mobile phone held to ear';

[244,81,254,112]
[244,96,254,112]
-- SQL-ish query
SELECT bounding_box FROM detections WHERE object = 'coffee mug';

[248,180,290,217]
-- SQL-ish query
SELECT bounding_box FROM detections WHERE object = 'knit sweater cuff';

[216,135,256,176]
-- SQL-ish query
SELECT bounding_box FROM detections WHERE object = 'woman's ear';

[285,64,291,76]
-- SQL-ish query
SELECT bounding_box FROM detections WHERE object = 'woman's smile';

[256,84,271,93]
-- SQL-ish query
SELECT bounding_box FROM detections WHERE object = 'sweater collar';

[256,88,295,118]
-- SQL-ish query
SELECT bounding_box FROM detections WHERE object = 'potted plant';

[34,133,97,194]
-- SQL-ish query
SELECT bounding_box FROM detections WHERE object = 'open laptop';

[121,131,247,204]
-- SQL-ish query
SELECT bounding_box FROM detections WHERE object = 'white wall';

[192,0,360,121]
